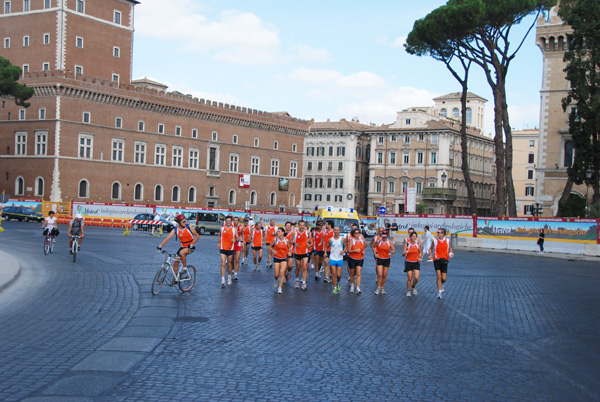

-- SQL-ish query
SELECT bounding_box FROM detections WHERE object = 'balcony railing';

[422,187,457,201]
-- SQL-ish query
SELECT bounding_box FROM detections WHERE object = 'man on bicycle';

[157,214,199,279]
[68,213,85,254]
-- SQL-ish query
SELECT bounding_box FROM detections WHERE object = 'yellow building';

[513,129,539,216]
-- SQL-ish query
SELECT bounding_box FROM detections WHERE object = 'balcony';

[422,187,457,201]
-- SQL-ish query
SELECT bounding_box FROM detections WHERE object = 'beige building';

[0,0,308,212]
[513,129,540,216]
[535,6,589,216]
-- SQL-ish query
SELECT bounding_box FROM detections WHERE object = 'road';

[0,220,599,401]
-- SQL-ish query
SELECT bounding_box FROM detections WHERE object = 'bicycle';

[69,234,81,262]
[152,249,197,295]
[43,229,56,255]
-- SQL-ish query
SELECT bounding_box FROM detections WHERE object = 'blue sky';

[132,0,547,135]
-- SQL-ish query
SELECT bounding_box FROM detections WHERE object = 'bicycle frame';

[43,230,55,255]
[152,249,196,295]
[70,234,80,262]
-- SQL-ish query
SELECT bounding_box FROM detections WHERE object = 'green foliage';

[0,57,34,108]
[416,202,427,214]
[558,193,586,217]
[589,201,600,218]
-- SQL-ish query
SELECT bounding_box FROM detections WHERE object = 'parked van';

[182,211,223,235]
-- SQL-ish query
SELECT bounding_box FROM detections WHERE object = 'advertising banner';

[376,215,474,236]
[0,198,42,211]
[477,218,598,244]
[73,202,153,219]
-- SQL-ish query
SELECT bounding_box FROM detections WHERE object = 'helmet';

[49,210,55,215]
[174,214,185,222]
[75,213,83,219]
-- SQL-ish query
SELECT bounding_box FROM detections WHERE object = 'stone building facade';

[1,0,308,212]
[512,129,540,216]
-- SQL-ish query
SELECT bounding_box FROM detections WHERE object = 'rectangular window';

[376,182,382,193]
[417,152,424,164]
[389,181,395,193]
[418,134,424,141]
[3,38,9,48]
[189,148,199,169]
[251,156,260,174]
[138,121,145,131]
[42,62,49,71]
[15,132,27,155]
[22,64,29,72]
[305,177,312,188]
[403,152,410,164]
[378,136,384,145]
[254,138,259,147]
[335,195,342,202]
[114,10,121,24]
[390,152,396,164]
[35,131,47,155]
[134,142,146,164]
[44,0,50,8]
[273,141,278,150]
[23,35,29,47]
[337,146,345,156]
[4,1,10,13]
[305,194,312,201]
[76,36,83,48]
[327,178,332,188]
[430,152,437,164]
[113,46,120,58]
[76,0,84,13]
[377,152,383,164]
[39,108,45,119]
[527,170,534,180]
[404,135,410,144]
[232,134,238,144]
[111,139,124,162]
[405,119,411,125]
[157,124,165,134]
[525,186,535,196]
[317,161,322,171]
[316,178,323,189]
[82,111,90,123]
[524,205,533,215]
[112,74,119,83]
[115,117,122,128]
[175,126,182,136]
[317,146,324,156]
[328,161,333,171]
[229,153,239,172]
[172,146,183,167]
[402,182,408,192]
[416,182,422,194]
[192,128,198,138]
[338,162,343,171]
[290,161,297,178]
[391,135,397,142]
[528,153,535,163]
[292,143,297,152]
[315,194,322,201]
[270,159,279,176]
[529,140,535,147]
[212,131,218,141]
[431,134,438,144]
[154,144,166,166]
[306,146,314,156]
[78,134,93,158]
[43,33,50,44]
[18,109,25,120]
[75,65,83,75]
[328,146,333,156]
[335,178,343,189]
[307,161,312,171]
[208,147,217,170]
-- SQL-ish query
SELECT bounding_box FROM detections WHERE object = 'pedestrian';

[429,228,454,299]
[265,219,277,268]
[218,216,237,287]
[422,225,433,262]
[373,229,395,295]
[346,227,365,294]
[268,227,290,294]
[537,229,545,254]
[390,219,398,243]
[403,231,422,297]
[251,221,264,271]
[328,226,347,294]
[151,212,161,236]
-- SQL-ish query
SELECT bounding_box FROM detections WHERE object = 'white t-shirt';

[329,237,345,261]
[44,216,57,229]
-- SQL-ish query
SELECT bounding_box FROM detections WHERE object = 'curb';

[0,250,21,292]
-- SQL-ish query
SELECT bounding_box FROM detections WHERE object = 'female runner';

[346,228,365,294]
[269,227,290,294]
[373,230,395,295]
[403,231,423,297]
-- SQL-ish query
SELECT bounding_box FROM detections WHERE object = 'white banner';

[405,188,416,213]
[73,203,153,219]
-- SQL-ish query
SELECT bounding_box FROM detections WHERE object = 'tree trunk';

[498,79,518,216]
[558,176,574,216]
[492,87,507,216]
[459,85,478,214]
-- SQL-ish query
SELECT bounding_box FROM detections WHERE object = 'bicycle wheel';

[50,239,54,254]
[72,241,77,263]
[178,266,196,292]
[44,237,50,255]
[151,266,168,295]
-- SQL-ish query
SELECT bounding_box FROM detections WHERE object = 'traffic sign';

[378,206,386,215]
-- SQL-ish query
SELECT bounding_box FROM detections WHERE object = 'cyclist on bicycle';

[68,213,85,254]
[157,214,199,278]
[41,210,59,240]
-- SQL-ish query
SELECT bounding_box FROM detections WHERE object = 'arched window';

[134,183,143,201]
[270,192,276,206]
[172,186,180,202]
[228,189,236,205]
[452,108,459,118]
[111,182,121,200]
[188,187,196,203]
[564,141,574,167]
[15,176,24,195]
[466,108,472,125]
[549,37,556,51]
[35,177,44,197]
[440,108,447,118]
[78,179,89,198]
[289,193,295,207]
[250,191,257,205]
[154,184,163,202]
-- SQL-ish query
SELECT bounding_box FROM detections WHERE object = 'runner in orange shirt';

[285,221,296,281]
[403,231,423,297]
[232,216,243,281]
[373,230,396,295]
[292,220,312,290]
[346,227,366,294]
[241,218,252,265]
[429,228,454,299]
[268,227,290,294]
[312,220,325,281]
[251,221,265,271]
[322,220,335,284]
[218,216,237,287]
[265,219,277,269]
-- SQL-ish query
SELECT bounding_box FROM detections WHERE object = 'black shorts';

[313,250,324,257]
[252,246,262,251]
[404,261,420,272]
[245,242,251,246]
[348,258,364,269]
[294,253,308,260]
[376,258,390,267]
[178,245,195,256]
[325,251,331,258]
[43,228,60,236]
[434,258,449,273]
[273,257,287,264]
[220,249,234,257]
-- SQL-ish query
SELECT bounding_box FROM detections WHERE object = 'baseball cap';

[75,213,83,219]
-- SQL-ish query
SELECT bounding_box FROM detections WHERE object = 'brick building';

[0,0,308,212]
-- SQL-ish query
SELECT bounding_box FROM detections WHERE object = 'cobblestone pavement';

[0,220,599,401]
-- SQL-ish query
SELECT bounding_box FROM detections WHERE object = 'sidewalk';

[0,250,20,291]
[459,245,600,262]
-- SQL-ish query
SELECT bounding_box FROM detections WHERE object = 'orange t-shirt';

[243,226,252,242]
[266,225,277,243]
[294,230,309,255]
[313,229,324,251]
[252,228,264,247]
[219,226,235,250]
[272,238,289,259]
[376,239,392,259]
[286,231,295,254]
[323,230,335,251]
[433,237,450,260]
[405,242,420,262]
[348,238,365,260]
[177,224,194,247]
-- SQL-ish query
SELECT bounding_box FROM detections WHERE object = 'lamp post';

[441,172,447,214]
[585,169,592,217]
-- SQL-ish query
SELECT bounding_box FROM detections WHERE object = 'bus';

[314,206,359,235]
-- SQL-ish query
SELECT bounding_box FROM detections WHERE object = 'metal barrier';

[123,220,163,237]
[450,233,458,248]
[0,217,4,232]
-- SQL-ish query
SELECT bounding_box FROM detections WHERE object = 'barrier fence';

[123,220,164,237]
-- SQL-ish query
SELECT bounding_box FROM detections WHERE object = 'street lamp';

[585,169,592,217]
[441,172,447,214]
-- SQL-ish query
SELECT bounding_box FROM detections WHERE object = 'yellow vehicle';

[314,206,359,234]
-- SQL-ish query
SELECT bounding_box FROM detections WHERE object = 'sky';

[131,0,548,136]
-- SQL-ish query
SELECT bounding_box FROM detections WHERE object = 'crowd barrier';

[123,220,164,237]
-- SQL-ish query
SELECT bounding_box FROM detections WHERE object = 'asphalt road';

[0,220,599,401]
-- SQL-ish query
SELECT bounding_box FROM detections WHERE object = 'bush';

[558,193,586,217]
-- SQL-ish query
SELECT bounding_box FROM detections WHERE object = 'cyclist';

[41,210,59,240]
[157,214,199,279]
[68,214,85,254]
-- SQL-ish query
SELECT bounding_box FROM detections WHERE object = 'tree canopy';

[0,57,34,108]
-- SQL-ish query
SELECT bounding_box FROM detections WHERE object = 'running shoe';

[273,279,278,288]
[295,279,300,289]
[277,287,282,294]
[350,284,355,293]
[336,284,341,292]
[221,279,226,288]
[253,264,257,272]
[374,288,381,295]
[332,287,338,294]
[233,272,238,281]
[406,291,412,297]
[227,276,232,286]
[301,281,307,291]
[179,268,189,280]
[315,274,319,281]
[356,287,361,294]
[257,262,261,271]
[310,264,315,270]
[437,291,443,299]
[380,288,386,295]
[323,277,330,284]
[412,287,418,295]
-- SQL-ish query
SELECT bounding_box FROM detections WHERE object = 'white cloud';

[335,72,385,90]
[134,0,329,65]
